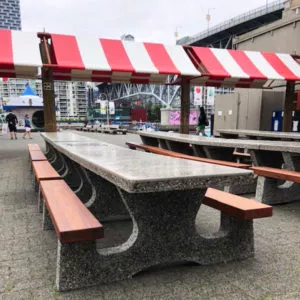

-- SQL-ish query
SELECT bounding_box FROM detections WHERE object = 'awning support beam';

[180,80,190,134]
[283,81,295,132]
[40,37,57,132]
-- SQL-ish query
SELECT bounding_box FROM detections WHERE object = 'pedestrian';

[23,114,32,139]
[5,113,18,140]
[196,107,208,136]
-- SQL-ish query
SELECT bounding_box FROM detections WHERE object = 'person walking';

[23,114,32,139]
[196,107,208,136]
[5,113,18,140]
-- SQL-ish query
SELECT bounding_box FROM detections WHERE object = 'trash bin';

[271,110,283,132]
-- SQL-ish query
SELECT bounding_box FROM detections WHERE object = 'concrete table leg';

[85,170,129,221]
[165,140,191,155]
[56,187,254,291]
[140,136,159,147]
[255,152,300,204]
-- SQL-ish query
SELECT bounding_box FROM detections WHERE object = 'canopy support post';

[282,81,295,132]
[39,35,57,132]
[180,80,190,134]
[42,69,57,132]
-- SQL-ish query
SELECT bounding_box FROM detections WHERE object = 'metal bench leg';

[42,203,54,231]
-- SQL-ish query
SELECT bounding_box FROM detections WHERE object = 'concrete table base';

[252,151,300,204]
[45,143,130,222]
[55,187,254,291]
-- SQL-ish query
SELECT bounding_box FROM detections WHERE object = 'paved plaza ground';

[1,131,300,299]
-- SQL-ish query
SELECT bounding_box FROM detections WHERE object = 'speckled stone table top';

[217,129,300,140]
[41,131,92,142]
[41,132,252,193]
[137,131,300,153]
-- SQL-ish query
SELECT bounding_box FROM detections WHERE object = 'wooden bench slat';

[40,180,104,243]
[126,142,251,169]
[203,188,272,219]
[29,150,47,161]
[28,144,41,151]
[32,161,61,182]
[251,166,300,183]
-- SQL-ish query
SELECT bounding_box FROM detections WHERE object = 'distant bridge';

[96,1,286,108]
[177,0,285,49]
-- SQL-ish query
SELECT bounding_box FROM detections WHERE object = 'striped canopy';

[0,30,42,79]
[47,33,201,83]
[0,29,300,88]
[187,47,300,88]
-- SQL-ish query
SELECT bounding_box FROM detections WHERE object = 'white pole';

[107,98,109,125]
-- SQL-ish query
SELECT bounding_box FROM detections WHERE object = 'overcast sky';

[21,0,271,44]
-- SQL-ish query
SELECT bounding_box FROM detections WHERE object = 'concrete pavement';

[0,131,300,299]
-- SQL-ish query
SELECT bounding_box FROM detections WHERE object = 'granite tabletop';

[217,129,300,140]
[137,131,300,153]
[41,132,252,193]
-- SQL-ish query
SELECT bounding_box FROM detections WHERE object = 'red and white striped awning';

[187,47,300,88]
[48,33,201,83]
[0,30,42,79]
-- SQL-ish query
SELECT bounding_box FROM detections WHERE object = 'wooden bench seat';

[40,180,104,243]
[251,166,300,183]
[29,149,47,161]
[204,188,272,219]
[28,144,41,151]
[126,142,251,169]
[32,161,61,183]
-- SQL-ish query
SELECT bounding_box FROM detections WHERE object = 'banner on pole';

[100,101,106,115]
[109,101,115,115]
[206,87,215,106]
[194,86,203,106]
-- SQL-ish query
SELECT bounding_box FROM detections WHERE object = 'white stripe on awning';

[245,51,284,80]
[76,35,111,71]
[122,41,159,74]
[12,31,42,68]
[277,53,300,78]
[164,45,200,77]
[211,48,249,78]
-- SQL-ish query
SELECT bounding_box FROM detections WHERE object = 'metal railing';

[177,0,285,45]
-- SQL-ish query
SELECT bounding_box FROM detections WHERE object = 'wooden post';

[180,81,190,134]
[282,81,295,132]
[42,68,57,132]
[39,36,57,132]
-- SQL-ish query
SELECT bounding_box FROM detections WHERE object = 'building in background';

[120,34,135,41]
[0,0,88,119]
[0,0,21,30]
[0,79,88,119]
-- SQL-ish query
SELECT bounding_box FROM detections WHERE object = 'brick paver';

[0,131,300,299]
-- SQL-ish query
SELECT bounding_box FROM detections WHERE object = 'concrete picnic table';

[137,130,300,204]
[40,132,254,290]
[217,129,300,141]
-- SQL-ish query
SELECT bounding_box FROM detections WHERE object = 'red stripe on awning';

[51,34,85,70]
[228,50,267,80]
[0,30,14,70]
[100,39,135,73]
[262,52,299,80]
[144,43,180,75]
[191,47,230,78]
